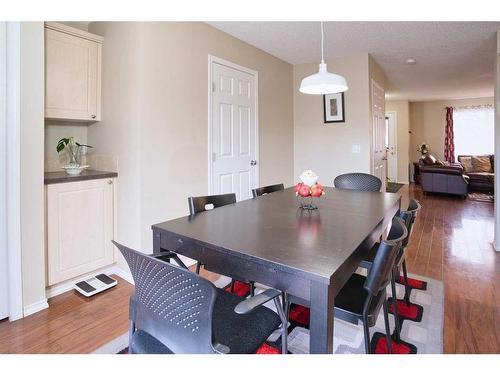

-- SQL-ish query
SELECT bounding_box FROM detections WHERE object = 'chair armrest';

[234,288,281,314]
[150,251,175,259]
[150,251,188,269]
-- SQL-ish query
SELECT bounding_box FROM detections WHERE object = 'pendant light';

[299,22,348,95]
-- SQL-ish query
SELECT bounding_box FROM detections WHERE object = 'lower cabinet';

[46,178,115,286]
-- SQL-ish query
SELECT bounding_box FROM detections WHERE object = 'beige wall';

[88,22,294,256]
[386,100,410,183]
[294,54,379,184]
[20,22,46,311]
[409,97,494,162]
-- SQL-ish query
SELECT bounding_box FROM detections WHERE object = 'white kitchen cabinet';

[46,178,115,286]
[44,22,103,122]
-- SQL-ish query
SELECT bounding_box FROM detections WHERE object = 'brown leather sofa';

[419,155,469,197]
[457,155,494,193]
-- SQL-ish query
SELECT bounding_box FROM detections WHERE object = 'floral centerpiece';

[294,170,325,210]
[417,142,429,156]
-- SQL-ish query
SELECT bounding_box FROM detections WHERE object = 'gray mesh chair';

[252,183,285,198]
[113,241,288,354]
[188,193,255,297]
[334,173,382,192]
[188,193,236,275]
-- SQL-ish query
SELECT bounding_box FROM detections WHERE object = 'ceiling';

[207,22,500,101]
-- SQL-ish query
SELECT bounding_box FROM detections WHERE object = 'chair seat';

[334,273,385,327]
[212,289,281,354]
[130,289,281,354]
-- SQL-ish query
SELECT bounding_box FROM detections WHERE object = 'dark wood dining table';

[151,187,401,354]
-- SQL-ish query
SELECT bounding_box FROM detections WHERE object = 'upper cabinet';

[44,22,103,122]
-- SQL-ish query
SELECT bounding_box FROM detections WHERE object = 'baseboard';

[23,299,49,317]
[110,265,134,285]
[46,264,118,299]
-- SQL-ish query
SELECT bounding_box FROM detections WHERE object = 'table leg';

[153,230,161,254]
[309,280,334,354]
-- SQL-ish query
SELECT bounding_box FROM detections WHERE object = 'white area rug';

[93,274,443,354]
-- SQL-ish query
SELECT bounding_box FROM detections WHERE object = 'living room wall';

[409,97,495,163]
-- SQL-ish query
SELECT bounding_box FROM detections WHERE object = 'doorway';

[371,79,386,191]
[385,111,398,182]
[208,56,259,201]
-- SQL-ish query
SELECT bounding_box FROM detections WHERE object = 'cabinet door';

[45,28,101,121]
[46,179,114,285]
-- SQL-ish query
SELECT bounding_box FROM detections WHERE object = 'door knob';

[250,160,257,166]
[91,114,96,119]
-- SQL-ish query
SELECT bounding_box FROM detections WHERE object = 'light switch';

[352,144,361,154]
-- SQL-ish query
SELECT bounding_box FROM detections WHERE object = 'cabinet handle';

[91,114,96,119]
[108,180,113,184]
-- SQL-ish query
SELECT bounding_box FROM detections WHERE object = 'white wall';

[293,54,383,184]
[495,30,500,251]
[20,22,46,313]
[87,22,294,263]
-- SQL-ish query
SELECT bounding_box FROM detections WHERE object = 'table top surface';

[153,187,401,281]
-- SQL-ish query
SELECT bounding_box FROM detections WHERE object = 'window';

[453,106,494,159]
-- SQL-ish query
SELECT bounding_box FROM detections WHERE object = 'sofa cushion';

[466,172,494,182]
[459,156,473,172]
[471,156,492,173]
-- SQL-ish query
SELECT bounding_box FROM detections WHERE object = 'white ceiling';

[207,22,500,101]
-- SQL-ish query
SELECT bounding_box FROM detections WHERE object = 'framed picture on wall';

[323,93,345,123]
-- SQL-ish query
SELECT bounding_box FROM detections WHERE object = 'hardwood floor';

[0,184,499,353]
[0,276,134,353]
[402,184,500,353]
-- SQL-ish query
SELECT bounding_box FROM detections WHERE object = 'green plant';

[56,137,93,165]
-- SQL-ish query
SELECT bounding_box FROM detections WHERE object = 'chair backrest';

[364,217,407,295]
[252,183,285,198]
[113,241,218,354]
[334,173,382,192]
[399,199,421,247]
[188,193,236,215]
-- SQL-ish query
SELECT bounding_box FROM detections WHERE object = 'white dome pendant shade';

[299,22,348,95]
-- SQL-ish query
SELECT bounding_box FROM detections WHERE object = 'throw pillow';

[471,156,492,173]
[460,156,473,172]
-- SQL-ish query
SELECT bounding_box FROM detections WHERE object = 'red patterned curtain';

[444,107,455,162]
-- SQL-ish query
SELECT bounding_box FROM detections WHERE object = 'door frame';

[370,78,386,190]
[385,110,398,183]
[207,55,259,195]
[1,22,24,321]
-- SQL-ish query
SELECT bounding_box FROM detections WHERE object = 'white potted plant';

[56,137,93,175]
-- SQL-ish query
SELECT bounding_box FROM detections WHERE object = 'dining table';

[151,186,401,354]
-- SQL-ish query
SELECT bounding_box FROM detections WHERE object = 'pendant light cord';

[320,21,324,64]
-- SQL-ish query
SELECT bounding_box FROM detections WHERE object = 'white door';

[371,80,386,191]
[210,59,258,201]
[385,112,398,182]
[0,22,8,320]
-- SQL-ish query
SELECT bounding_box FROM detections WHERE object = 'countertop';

[44,169,118,185]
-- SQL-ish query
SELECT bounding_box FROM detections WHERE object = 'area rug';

[468,192,494,203]
[92,274,443,354]
[386,182,405,194]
